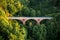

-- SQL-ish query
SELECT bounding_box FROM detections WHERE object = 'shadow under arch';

[25,19,37,26]
[40,19,51,26]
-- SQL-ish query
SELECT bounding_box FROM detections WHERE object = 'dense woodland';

[0,0,60,40]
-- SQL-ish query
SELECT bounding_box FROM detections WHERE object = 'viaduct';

[8,17,53,24]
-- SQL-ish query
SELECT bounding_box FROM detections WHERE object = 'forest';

[0,0,60,40]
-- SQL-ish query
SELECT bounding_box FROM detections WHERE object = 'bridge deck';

[8,17,53,19]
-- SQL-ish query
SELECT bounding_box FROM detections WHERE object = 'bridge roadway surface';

[8,17,52,19]
[8,17,53,24]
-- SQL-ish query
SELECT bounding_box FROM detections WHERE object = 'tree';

[27,24,46,40]
[0,0,24,16]
[30,8,36,17]
[21,6,30,17]
[0,7,27,40]
[36,10,41,17]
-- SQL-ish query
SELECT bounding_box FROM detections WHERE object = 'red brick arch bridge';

[8,17,52,24]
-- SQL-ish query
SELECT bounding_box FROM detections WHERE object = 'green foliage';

[0,0,23,16]
[0,0,60,40]
[21,6,30,17]
[27,24,46,40]
[30,8,36,17]
[0,36,4,40]
[19,0,30,6]
[0,8,27,40]
[9,20,27,40]
[45,20,57,40]
[7,4,18,15]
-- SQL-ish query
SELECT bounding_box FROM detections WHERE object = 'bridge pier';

[18,19,29,25]
[35,19,44,24]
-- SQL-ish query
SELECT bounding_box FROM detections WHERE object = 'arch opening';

[25,19,37,26]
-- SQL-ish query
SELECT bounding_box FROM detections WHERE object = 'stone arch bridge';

[8,17,52,24]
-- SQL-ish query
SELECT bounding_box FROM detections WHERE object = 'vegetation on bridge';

[0,0,60,40]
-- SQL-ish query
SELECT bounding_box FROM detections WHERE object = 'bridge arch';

[25,19,37,26]
[8,17,52,25]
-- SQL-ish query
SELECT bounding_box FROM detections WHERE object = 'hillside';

[0,0,60,40]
